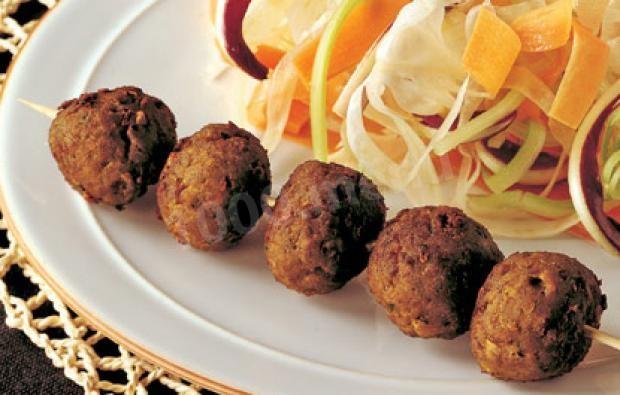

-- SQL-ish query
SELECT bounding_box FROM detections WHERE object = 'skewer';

[586,325,620,352]
[264,195,276,208]
[16,97,620,353]
[20,98,282,210]
[18,98,57,119]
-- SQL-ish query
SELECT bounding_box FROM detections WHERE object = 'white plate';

[1,1,620,394]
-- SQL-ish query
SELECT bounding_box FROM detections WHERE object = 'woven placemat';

[0,1,208,394]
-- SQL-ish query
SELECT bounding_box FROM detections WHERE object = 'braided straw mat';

[0,1,207,394]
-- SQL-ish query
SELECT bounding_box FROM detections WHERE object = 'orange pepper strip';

[293,0,410,83]
[511,0,572,53]
[254,45,285,70]
[549,21,610,129]
[463,8,522,97]
[284,100,310,135]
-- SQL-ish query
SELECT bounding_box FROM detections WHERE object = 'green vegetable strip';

[608,170,620,201]
[434,91,524,156]
[601,108,620,161]
[601,108,620,199]
[484,121,546,194]
[603,151,620,188]
[310,0,363,162]
[468,191,574,219]
[521,193,574,218]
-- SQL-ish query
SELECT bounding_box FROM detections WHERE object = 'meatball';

[367,206,503,339]
[471,252,606,382]
[157,123,271,251]
[265,160,386,296]
[49,86,177,208]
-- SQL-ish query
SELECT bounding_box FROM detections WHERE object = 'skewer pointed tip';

[264,195,276,209]
[18,98,57,119]
[586,325,620,352]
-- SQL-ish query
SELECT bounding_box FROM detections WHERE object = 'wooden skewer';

[15,99,620,354]
[19,98,283,210]
[18,98,57,119]
[264,195,277,208]
[586,325,620,352]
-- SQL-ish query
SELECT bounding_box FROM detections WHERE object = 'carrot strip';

[293,81,310,105]
[293,0,409,83]
[463,8,521,97]
[284,100,310,135]
[516,100,546,124]
[254,45,285,70]
[246,85,311,135]
[549,21,610,129]
[511,0,573,52]
[285,72,352,136]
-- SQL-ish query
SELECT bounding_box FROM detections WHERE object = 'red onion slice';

[569,82,620,255]
[219,0,268,80]
[420,114,448,129]
[483,138,560,170]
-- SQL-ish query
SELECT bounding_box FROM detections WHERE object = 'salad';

[211,0,620,255]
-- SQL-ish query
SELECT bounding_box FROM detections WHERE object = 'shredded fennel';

[434,91,525,155]
[474,140,567,186]
[452,144,482,209]
[260,52,299,153]
[407,77,470,186]
[468,191,574,219]
[234,0,620,243]
[465,211,580,239]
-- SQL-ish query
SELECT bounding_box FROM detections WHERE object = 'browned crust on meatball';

[471,252,607,382]
[157,123,271,251]
[367,206,503,339]
[265,160,386,296]
[48,86,177,208]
